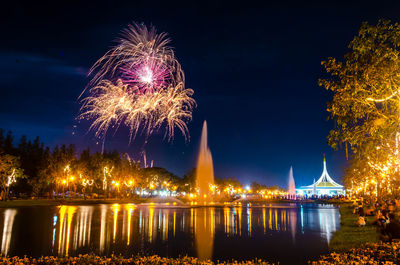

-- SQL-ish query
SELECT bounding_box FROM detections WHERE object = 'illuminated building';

[296,157,345,196]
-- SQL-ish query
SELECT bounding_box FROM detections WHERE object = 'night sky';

[1,1,399,188]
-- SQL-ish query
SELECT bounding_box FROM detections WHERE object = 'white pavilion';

[296,157,345,196]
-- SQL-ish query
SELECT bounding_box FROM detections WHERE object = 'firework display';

[79,23,195,142]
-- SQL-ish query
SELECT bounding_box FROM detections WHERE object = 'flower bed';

[0,255,272,265]
[312,241,400,265]
[2,242,400,265]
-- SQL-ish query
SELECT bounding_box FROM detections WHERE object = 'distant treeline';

[0,129,281,200]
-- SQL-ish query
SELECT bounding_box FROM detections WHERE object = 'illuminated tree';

[0,153,24,200]
[320,20,400,197]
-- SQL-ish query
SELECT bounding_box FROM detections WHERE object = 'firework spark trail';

[120,56,170,94]
[87,24,184,93]
[80,79,195,142]
[79,24,195,143]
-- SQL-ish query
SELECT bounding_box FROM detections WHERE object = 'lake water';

[0,203,340,264]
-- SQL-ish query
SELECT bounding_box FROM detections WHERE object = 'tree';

[37,145,77,196]
[17,136,47,195]
[320,19,400,197]
[250,181,266,192]
[3,131,15,155]
[0,153,24,200]
[181,168,196,193]
[140,167,180,192]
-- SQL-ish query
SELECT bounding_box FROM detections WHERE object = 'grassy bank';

[329,203,380,252]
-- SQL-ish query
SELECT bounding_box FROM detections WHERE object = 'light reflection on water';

[0,203,339,264]
[1,209,16,255]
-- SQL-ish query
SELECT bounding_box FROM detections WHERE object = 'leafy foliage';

[320,19,400,198]
[0,153,24,200]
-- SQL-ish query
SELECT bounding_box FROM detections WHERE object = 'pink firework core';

[121,58,170,94]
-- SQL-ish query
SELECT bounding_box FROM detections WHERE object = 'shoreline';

[0,198,144,208]
[0,197,347,208]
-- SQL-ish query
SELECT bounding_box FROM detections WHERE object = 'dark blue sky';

[1,1,399,187]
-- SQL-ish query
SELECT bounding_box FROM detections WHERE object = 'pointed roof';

[304,156,343,188]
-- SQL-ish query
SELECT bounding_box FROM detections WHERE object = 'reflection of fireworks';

[79,23,195,142]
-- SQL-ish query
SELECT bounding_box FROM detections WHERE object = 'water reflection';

[58,206,76,256]
[112,204,119,242]
[318,208,337,244]
[125,204,134,245]
[1,209,16,255]
[99,204,107,252]
[289,208,297,242]
[195,207,214,260]
[0,203,340,262]
[77,206,93,249]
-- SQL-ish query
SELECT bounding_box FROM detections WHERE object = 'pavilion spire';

[314,156,342,187]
